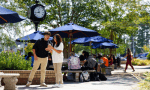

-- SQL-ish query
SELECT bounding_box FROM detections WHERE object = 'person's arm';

[124,54,127,58]
[49,49,53,53]
[131,55,134,60]
[48,43,63,54]
[45,46,53,53]
[33,49,38,60]
[32,40,39,60]
[51,47,62,54]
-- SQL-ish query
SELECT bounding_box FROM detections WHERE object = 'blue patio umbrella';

[16,31,53,43]
[69,36,113,53]
[70,36,113,44]
[48,23,100,52]
[92,42,118,49]
[0,6,26,24]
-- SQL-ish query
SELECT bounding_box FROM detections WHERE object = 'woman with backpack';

[124,48,135,73]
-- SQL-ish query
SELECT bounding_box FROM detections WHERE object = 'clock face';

[34,6,45,18]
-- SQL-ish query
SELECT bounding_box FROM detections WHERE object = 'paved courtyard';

[1,64,150,90]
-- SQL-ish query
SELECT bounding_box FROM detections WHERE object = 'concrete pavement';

[0,64,149,90]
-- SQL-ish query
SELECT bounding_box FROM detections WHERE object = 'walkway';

[0,64,149,90]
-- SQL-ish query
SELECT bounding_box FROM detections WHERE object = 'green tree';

[2,0,150,57]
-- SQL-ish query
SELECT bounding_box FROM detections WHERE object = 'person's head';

[53,34,62,47]
[82,51,86,55]
[43,31,51,41]
[98,54,103,59]
[112,54,115,58]
[103,54,106,57]
[127,48,131,55]
[108,54,111,57]
[93,54,96,58]
[26,52,33,60]
[70,51,75,56]
[84,52,89,58]
[28,52,33,57]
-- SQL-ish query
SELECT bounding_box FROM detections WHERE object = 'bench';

[0,72,20,90]
[0,72,3,87]
[62,70,96,82]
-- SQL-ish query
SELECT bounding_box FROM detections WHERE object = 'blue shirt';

[25,56,34,67]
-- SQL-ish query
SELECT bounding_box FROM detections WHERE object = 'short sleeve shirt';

[52,42,64,63]
[32,38,49,58]
[103,57,109,67]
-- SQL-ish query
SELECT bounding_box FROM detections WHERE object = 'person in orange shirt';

[102,55,109,67]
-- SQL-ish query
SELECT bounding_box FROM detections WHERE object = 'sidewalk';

[0,64,149,90]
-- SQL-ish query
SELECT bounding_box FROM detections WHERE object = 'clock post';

[27,0,46,31]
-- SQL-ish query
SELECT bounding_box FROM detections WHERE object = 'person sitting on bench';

[81,52,97,71]
[68,51,81,70]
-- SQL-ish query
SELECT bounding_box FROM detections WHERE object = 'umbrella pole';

[104,49,105,55]
[90,41,92,55]
[69,33,72,52]
[100,46,101,53]
[115,48,116,55]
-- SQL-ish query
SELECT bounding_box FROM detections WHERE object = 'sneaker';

[26,81,32,87]
[40,83,47,87]
[52,84,59,88]
[132,70,135,72]
[123,70,126,73]
[59,84,63,88]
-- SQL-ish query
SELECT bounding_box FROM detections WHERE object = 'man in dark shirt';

[26,31,51,87]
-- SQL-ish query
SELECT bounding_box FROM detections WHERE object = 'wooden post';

[69,31,72,53]
[90,41,92,54]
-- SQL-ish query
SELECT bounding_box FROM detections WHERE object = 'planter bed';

[0,70,55,85]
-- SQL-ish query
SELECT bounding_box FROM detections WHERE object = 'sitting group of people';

[25,50,121,73]
[78,51,121,74]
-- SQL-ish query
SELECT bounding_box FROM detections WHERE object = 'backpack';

[68,56,81,70]
[97,72,107,81]
[67,73,75,81]
[80,71,90,82]
[90,72,100,81]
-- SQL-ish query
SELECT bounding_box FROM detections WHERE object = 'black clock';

[27,1,46,31]
[27,4,46,21]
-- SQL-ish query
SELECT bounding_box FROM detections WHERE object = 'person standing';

[124,48,135,73]
[26,31,51,87]
[46,34,64,88]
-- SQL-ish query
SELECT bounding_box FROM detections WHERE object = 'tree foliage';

[1,0,150,56]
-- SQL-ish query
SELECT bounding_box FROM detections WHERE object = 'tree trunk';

[110,30,113,54]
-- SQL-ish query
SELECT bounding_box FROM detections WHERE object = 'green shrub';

[132,59,150,66]
[147,53,150,60]
[0,51,32,70]
[138,72,150,90]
